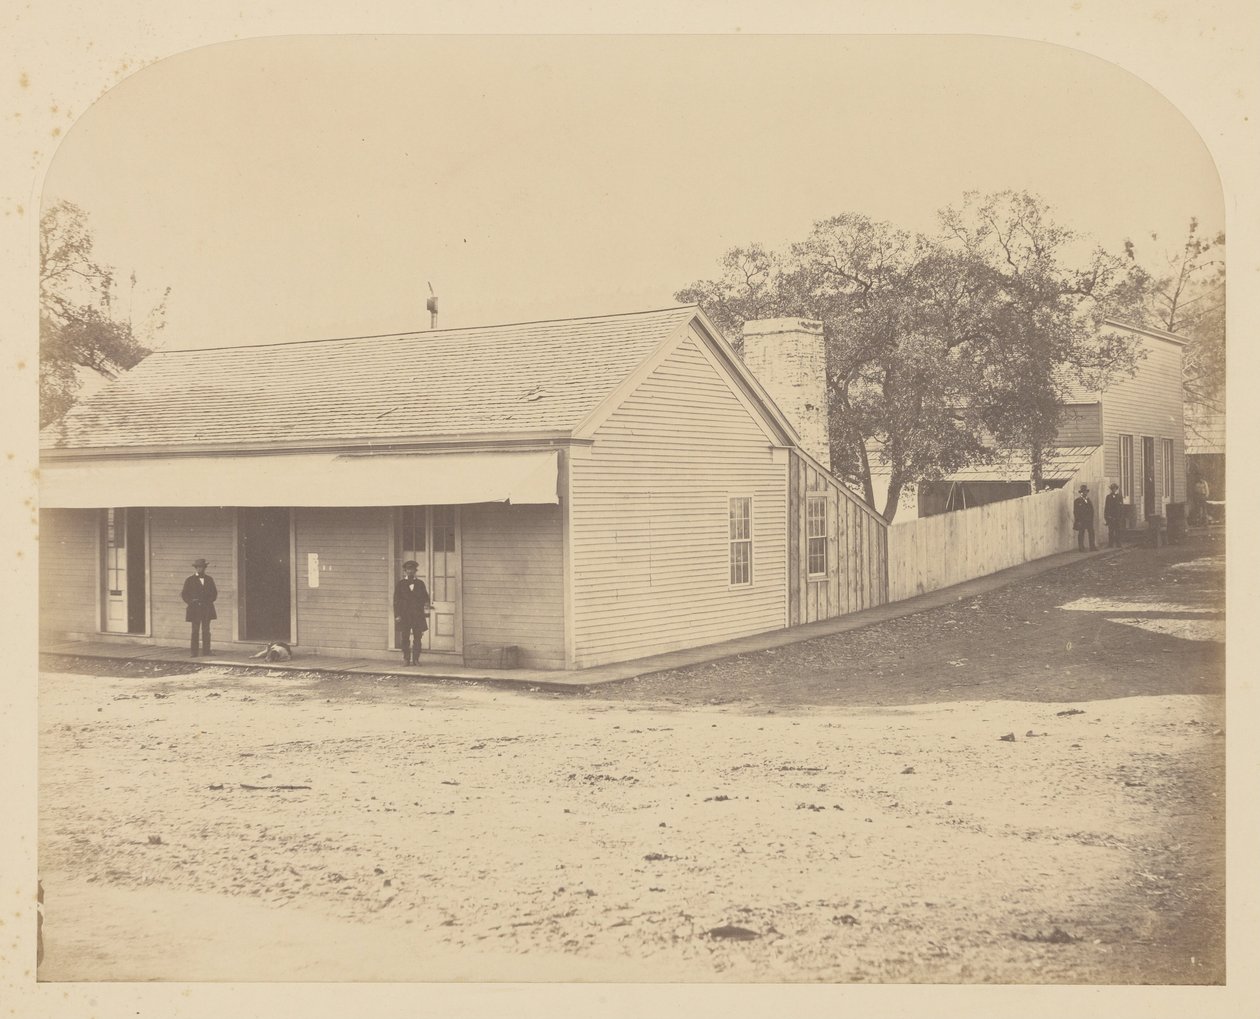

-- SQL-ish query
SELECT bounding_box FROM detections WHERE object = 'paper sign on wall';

[307,552,319,588]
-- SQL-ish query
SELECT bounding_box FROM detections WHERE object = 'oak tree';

[39,200,168,426]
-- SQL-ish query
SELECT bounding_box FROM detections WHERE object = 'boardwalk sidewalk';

[42,547,1120,690]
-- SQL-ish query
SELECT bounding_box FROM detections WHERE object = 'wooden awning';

[39,449,560,508]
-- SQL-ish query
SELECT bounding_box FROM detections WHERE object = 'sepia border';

[3,3,1256,1017]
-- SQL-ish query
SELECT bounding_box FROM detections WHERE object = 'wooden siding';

[1054,403,1103,446]
[39,508,99,636]
[294,506,392,652]
[787,451,888,625]
[149,507,237,642]
[888,446,1105,601]
[1100,336,1186,522]
[462,503,566,669]
[569,331,787,667]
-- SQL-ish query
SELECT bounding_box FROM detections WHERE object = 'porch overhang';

[39,448,560,508]
[930,446,1101,484]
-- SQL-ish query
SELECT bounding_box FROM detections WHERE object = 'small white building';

[870,320,1188,524]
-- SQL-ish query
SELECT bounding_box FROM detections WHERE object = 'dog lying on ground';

[249,641,293,662]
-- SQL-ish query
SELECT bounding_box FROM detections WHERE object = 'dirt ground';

[36,532,1225,984]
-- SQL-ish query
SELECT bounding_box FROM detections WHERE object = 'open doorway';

[101,507,148,634]
[238,507,292,641]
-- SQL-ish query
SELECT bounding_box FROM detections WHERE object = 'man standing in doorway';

[1192,476,1211,526]
[1104,482,1125,548]
[1074,484,1098,552]
[393,559,431,666]
[181,558,218,657]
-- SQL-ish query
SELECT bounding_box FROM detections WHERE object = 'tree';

[1125,219,1225,417]
[39,200,168,426]
[679,215,987,520]
[678,196,1143,519]
[936,191,1147,490]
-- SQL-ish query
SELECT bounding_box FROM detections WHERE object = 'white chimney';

[741,317,830,466]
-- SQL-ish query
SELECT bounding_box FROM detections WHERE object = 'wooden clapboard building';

[871,320,1188,525]
[40,306,888,670]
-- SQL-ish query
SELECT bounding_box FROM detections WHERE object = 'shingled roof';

[41,305,701,452]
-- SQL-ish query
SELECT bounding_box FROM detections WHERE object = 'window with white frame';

[807,495,828,577]
[1162,438,1174,500]
[1119,434,1133,500]
[105,508,124,596]
[729,497,752,586]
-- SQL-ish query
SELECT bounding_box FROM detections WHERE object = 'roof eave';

[39,430,583,462]
[1102,317,1190,347]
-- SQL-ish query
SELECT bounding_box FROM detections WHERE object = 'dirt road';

[37,537,1225,983]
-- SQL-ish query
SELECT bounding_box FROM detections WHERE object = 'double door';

[397,506,460,652]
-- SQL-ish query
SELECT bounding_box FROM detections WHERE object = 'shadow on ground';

[588,532,1225,709]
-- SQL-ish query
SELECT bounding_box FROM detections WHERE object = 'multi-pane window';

[430,506,457,604]
[105,508,125,596]
[397,506,427,573]
[1162,438,1174,500]
[807,495,828,577]
[1119,434,1133,500]
[729,497,752,586]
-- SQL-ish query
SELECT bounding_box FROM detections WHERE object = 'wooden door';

[101,508,148,634]
[1142,436,1156,519]
[103,508,128,633]
[427,506,460,652]
[397,507,461,653]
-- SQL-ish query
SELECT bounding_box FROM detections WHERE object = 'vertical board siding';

[39,508,99,635]
[1100,336,1186,521]
[785,450,889,624]
[294,506,391,651]
[787,466,802,627]
[569,331,787,667]
[887,446,1105,601]
[462,503,566,669]
[149,507,237,642]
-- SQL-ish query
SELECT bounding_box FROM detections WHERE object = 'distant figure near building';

[1073,485,1097,552]
[181,558,218,657]
[393,560,431,666]
[1104,483,1125,549]
[1192,477,1211,526]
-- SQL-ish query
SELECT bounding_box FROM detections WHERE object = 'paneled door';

[103,507,129,633]
[1142,436,1157,520]
[397,507,461,653]
[102,507,147,634]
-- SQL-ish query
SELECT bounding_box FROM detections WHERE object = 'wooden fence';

[886,447,1104,602]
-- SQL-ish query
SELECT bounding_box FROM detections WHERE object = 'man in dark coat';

[1073,484,1097,552]
[1104,482,1125,548]
[1192,476,1211,526]
[393,559,431,666]
[181,557,218,657]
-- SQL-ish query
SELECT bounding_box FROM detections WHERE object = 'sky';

[42,33,1225,352]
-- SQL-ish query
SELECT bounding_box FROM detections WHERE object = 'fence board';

[887,446,1105,603]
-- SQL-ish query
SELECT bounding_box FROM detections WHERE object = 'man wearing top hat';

[1073,484,1098,552]
[393,560,431,666]
[1104,482,1125,548]
[181,558,218,657]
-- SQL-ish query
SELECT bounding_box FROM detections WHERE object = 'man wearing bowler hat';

[393,560,431,666]
[181,558,218,657]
